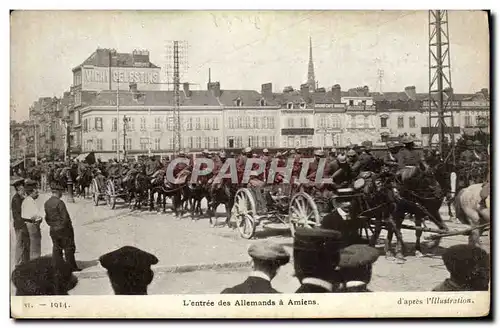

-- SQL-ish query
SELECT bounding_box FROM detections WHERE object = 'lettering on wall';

[83,68,160,85]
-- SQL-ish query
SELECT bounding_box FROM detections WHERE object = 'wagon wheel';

[92,179,100,206]
[106,180,117,210]
[231,188,257,239]
[288,192,321,237]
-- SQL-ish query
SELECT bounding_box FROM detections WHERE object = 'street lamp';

[123,115,131,160]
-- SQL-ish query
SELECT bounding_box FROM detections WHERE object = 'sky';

[10,10,489,121]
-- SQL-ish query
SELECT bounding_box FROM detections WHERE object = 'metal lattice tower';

[166,41,189,154]
[376,69,384,94]
[428,10,456,163]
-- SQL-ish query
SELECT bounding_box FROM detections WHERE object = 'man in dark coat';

[221,241,290,294]
[44,183,80,271]
[11,178,30,266]
[99,246,159,295]
[336,244,380,292]
[294,227,343,293]
[397,136,423,168]
[382,142,400,173]
[11,256,78,296]
[432,244,489,292]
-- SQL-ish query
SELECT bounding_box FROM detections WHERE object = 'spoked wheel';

[92,179,100,206]
[106,180,117,209]
[231,188,257,239]
[288,192,321,237]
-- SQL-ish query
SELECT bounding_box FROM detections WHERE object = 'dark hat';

[11,178,24,188]
[401,136,414,144]
[248,241,290,266]
[99,246,159,272]
[11,256,78,296]
[442,245,489,282]
[465,140,474,146]
[24,179,37,187]
[339,245,380,269]
[294,228,343,253]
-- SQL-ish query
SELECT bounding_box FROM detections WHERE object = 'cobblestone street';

[10,190,490,295]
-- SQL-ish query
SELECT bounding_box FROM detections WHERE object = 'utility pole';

[148,107,152,157]
[123,115,129,160]
[428,10,455,164]
[33,119,38,165]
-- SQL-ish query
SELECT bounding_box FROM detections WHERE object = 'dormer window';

[300,102,306,109]
[236,98,242,107]
[260,99,266,106]
[287,102,293,109]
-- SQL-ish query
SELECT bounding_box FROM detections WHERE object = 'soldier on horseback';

[397,136,423,169]
[382,142,400,173]
[351,141,376,176]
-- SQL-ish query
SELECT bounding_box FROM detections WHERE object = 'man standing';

[11,179,30,266]
[397,136,423,169]
[44,183,80,271]
[221,241,290,294]
[21,180,43,260]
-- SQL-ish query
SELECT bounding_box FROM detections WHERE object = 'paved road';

[10,190,490,295]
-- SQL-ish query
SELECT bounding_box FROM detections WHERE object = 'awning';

[75,152,96,164]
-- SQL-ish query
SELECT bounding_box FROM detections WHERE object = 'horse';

[207,181,237,227]
[124,165,150,210]
[389,161,450,259]
[454,183,490,247]
[76,166,93,198]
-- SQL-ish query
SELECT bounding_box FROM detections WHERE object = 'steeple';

[307,37,316,92]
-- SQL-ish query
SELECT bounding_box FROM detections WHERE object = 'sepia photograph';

[9,9,490,318]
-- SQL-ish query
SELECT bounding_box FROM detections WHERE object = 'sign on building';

[81,67,162,91]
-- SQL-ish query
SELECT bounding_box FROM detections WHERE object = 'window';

[229,117,234,129]
[140,117,147,131]
[307,136,313,147]
[111,118,117,132]
[269,117,275,129]
[253,117,259,129]
[204,137,210,149]
[83,119,88,132]
[167,117,173,131]
[95,117,103,131]
[236,99,242,106]
[195,117,201,130]
[381,117,388,128]
[287,136,294,148]
[236,136,243,148]
[196,136,202,149]
[126,118,135,132]
[212,117,219,130]
[187,118,193,130]
[168,138,174,150]
[270,136,275,147]
[300,117,308,128]
[464,115,472,127]
[204,117,210,130]
[355,116,364,128]
[187,137,193,149]
[319,117,326,128]
[287,102,293,109]
[363,117,369,128]
[245,117,251,129]
[248,136,253,147]
[260,99,266,106]
[154,138,160,150]
[213,137,219,148]
[237,117,242,129]
[332,116,341,128]
[409,116,416,128]
[124,138,131,150]
[262,117,268,129]
[112,139,117,151]
[154,117,161,131]
[227,137,235,148]
[86,140,92,151]
[349,100,354,106]
[261,135,267,147]
[287,118,294,128]
[361,100,367,106]
[75,92,82,106]
[96,139,103,151]
[397,116,404,128]
[300,103,306,109]
[140,138,149,151]
[300,136,307,147]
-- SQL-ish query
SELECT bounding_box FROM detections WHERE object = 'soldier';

[330,154,354,188]
[397,136,423,169]
[382,142,400,172]
[99,246,159,295]
[346,149,358,167]
[294,227,343,293]
[352,141,375,175]
[328,148,338,162]
[432,244,489,291]
[221,241,290,294]
[11,256,79,296]
[472,140,485,161]
[21,179,43,260]
[11,178,30,266]
[236,147,253,184]
[459,140,475,164]
[336,244,380,292]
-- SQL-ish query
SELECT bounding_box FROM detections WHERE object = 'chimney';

[363,85,370,97]
[261,83,272,99]
[481,88,489,99]
[208,81,221,98]
[444,87,453,99]
[300,83,310,100]
[404,86,417,100]
[183,82,191,97]
[332,84,341,103]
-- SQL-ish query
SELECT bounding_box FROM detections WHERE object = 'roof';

[217,90,263,107]
[75,48,160,71]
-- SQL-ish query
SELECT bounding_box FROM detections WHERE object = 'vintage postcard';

[9,10,490,318]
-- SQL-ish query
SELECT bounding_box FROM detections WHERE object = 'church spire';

[307,37,316,92]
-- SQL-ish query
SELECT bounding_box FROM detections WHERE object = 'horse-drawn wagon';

[103,177,129,209]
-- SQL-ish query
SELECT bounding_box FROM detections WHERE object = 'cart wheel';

[106,181,117,209]
[232,188,257,239]
[288,192,321,237]
[92,179,99,206]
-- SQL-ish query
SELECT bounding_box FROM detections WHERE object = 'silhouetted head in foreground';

[99,246,159,295]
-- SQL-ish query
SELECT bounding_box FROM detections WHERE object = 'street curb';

[74,260,253,279]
